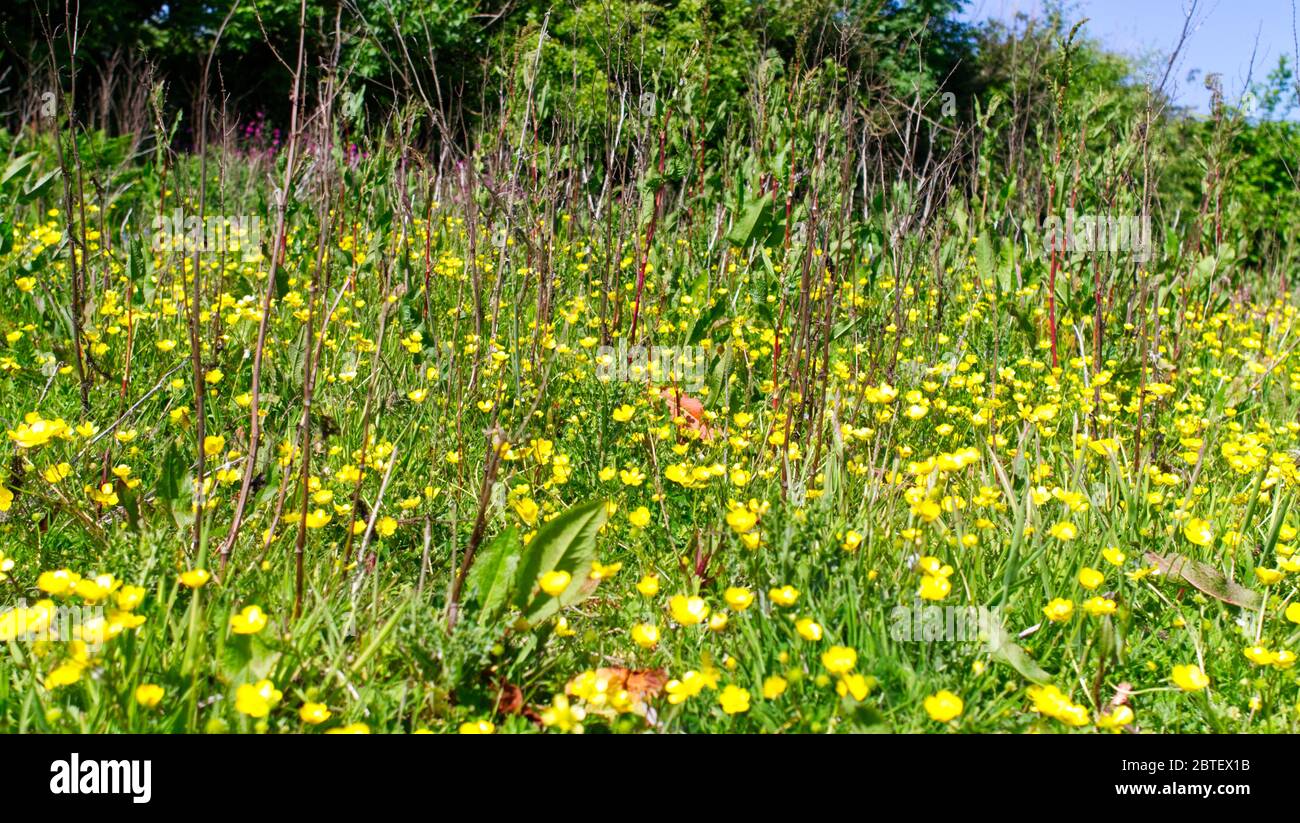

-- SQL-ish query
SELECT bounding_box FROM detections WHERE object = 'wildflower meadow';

[1,0,1300,743]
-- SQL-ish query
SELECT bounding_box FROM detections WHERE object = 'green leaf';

[985,617,1052,684]
[975,233,994,281]
[0,153,37,189]
[157,442,185,503]
[220,633,253,677]
[688,296,728,344]
[514,499,608,625]
[467,527,521,624]
[248,635,280,680]
[839,695,890,731]
[20,168,61,204]
[725,193,774,248]
[128,231,146,282]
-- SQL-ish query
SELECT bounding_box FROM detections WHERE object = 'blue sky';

[958,0,1298,115]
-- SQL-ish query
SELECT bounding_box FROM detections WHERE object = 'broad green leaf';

[20,168,61,204]
[688,296,728,344]
[725,193,773,248]
[467,527,521,624]
[985,618,1052,684]
[515,499,608,625]
[219,633,253,677]
[0,153,37,189]
[157,442,185,503]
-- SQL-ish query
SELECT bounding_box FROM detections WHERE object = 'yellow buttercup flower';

[230,605,268,634]
[1082,596,1116,617]
[538,570,572,596]
[837,673,873,701]
[1183,517,1213,547]
[841,530,863,552]
[1042,598,1074,622]
[631,623,660,649]
[718,684,750,715]
[1097,704,1133,732]
[821,646,857,674]
[325,723,370,734]
[8,414,69,449]
[918,574,951,601]
[303,509,332,529]
[724,587,754,611]
[1026,684,1090,726]
[300,702,332,724]
[669,595,709,626]
[135,684,165,708]
[74,574,118,603]
[1077,567,1104,590]
[762,676,788,699]
[178,568,210,588]
[45,661,86,690]
[725,506,757,534]
[38,569,80,596]
[923,690,963,722]
[1255,568,1283,585]
[1172,664,1209,691]
[795,617,823,641]
[42,462,72,484]
[116,585,146,612]
[513,497,540,526]
[235,679,283,717]
[1285,602,1300,624]
[1048,521,1077,541]
[540,694,585,732]
[1244,645,1274,666]
[769,585,799,606]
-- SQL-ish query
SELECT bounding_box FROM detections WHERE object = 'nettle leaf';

[514,499,608,626]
